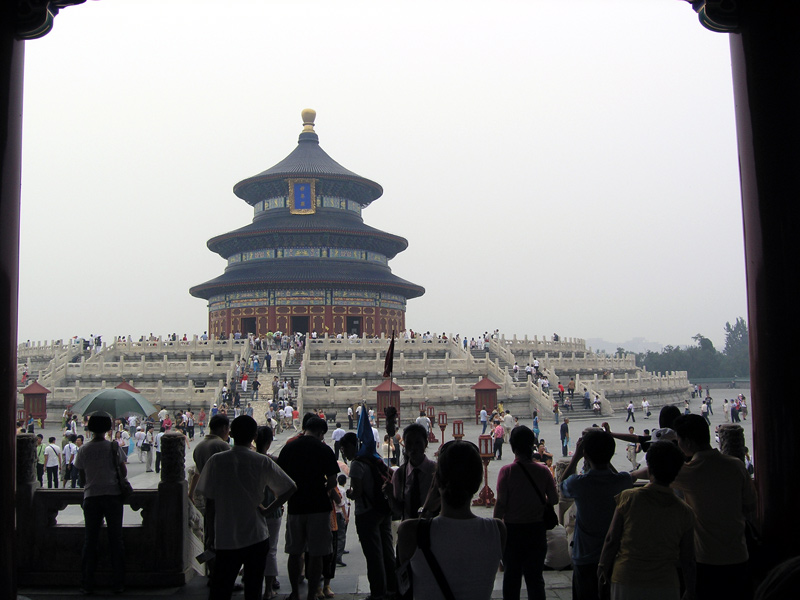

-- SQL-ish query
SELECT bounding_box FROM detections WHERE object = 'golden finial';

[301,108,316,133]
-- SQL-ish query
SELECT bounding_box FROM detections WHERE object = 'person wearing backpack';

[342,432,397,600]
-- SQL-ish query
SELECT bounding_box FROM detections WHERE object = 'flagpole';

[388,330,394,462]
[384,329,395,435]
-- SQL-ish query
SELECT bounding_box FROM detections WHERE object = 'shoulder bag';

[516,463,558,530]
[418,518,457,600]
[110,442,133,500]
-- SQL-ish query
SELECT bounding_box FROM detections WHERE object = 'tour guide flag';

[356,402,381,459]
[383,331,395,378]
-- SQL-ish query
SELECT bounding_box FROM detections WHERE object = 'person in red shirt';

[492,421,506,460]
[494,426,558,600]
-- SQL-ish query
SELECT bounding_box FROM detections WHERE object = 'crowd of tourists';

[24,393,795,600]
[182,399,780,600]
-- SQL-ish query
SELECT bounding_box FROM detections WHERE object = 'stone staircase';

[469,346,606,421]
[225,348,304,423]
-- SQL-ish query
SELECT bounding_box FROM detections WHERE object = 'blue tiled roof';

[233,132,383,206]
[189,259,426,300]
[207,209,408,258]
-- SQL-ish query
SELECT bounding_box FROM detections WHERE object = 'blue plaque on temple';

[289,178,316,214]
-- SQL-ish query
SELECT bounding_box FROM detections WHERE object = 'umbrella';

[71,388,158,419]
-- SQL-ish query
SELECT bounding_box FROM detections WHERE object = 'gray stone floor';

[19,570,573,599]
[20,389,752,599]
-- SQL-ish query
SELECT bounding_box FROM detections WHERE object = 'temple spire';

[301,108,316,133]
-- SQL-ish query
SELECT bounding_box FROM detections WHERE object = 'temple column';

[729,0,800,561]
[0,0,24,594]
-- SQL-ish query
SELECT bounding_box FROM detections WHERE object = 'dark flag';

[356,402,380,459]
[383,330,395,378]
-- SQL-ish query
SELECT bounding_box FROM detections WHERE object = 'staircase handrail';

[489,337,516,368]
[32,343,83,391]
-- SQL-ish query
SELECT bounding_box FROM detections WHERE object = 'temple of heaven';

[190,109,425,338]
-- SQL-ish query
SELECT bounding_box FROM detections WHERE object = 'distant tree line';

[617,318,750,379]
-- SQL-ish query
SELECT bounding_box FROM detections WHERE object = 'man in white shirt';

[126,415,138,438]
[283,404,294,431]
[415,411,431,434]
[134,427,147,462]
[62,435,79,488]
[65,416,78,437]
[154,426,167,473]
[331,422,347,462]
[503,410,514,437]
[44,436,61,488]
[198,416,296,600]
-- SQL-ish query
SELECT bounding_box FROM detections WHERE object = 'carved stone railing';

[305,352,488,379]
[16,432,191,587]
[499,334,587,353]
[308,333,454,353]
[16,340,78,360]
[574,370,691,395]
[111,335,247,355]
[297,342,310,414]
[18,335,246,409]
[20,343,83,388]
[49,383,220,408]
[489,338,517,368]
[58,356,238,379]
[533,352,638,371]
[297,370,690,418]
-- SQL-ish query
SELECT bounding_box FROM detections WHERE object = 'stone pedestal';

[157,433,188,577]
[15,434,37,573]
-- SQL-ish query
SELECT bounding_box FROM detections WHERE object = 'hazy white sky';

[17,0,747,350]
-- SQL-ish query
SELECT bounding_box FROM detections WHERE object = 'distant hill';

[586,337,663,355]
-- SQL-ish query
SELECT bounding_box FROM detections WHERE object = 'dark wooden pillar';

[0,0,24,595]
[730,0,800,562]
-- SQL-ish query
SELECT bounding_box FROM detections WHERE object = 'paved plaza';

[19,389,752,599]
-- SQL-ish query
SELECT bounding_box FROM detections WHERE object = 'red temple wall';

[209,305,405,338]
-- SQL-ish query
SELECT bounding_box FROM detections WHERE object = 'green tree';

[692,333,716,353]
[723,317,750,377]
[634,322,744,378]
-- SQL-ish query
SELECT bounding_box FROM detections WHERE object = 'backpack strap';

[417,519,457,600]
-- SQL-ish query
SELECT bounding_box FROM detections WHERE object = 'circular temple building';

[190,110,425,338]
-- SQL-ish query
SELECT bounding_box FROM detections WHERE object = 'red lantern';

[426,405,438,443]
[473,434,496,507]
[478,434,492,458]
[452,419,464,440]
[438,411,448,427]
